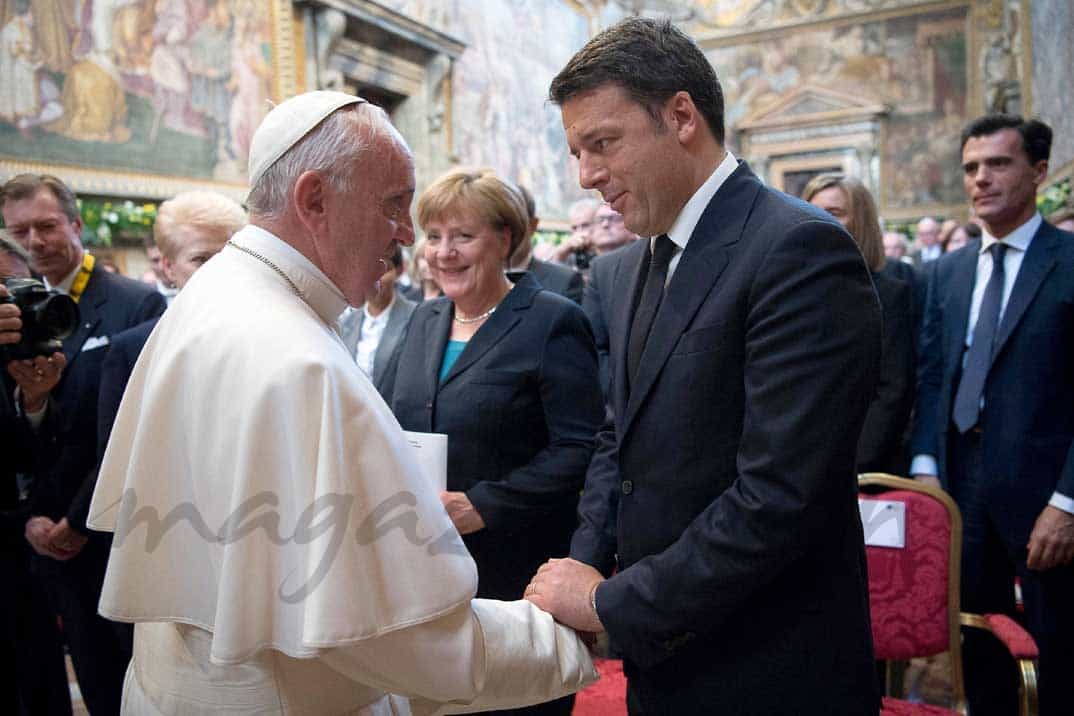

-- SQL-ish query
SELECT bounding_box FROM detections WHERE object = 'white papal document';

[403,431,448,492]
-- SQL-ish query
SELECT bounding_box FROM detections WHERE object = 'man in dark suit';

[1,174,167,715]
[339,244,417,399]
[583,241,630,400]
[525,18,881,715]
[911,115,1074,716]
[511,184,585,304]
[1,280,72,716]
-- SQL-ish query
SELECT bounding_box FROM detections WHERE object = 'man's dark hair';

[0,173,80,224]
[960,114,1053,165]
[516,184,537,223]
[389,243,403,269]
[549,17,725,144]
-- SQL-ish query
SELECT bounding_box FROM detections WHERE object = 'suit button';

[425,401,433,410]
[621,480,633,495]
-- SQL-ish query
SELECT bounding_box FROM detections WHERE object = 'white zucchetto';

[247,90,367,189]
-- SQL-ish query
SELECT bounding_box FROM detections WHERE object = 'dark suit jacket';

[856,270,915,474]
[391,272,603,600]
[911,224,1074,546]
[572,163,881,715]
[582,245,630,400]
[1,374,56,542]
[96,316,159,466]
[527,257,584,304]
[339,292,417,400]
[30,266,166,533]
[880,258,925,343]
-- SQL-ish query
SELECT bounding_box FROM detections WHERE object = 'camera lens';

[35,294,79,340]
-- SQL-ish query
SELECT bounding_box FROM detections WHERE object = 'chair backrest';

[859,474,963,672]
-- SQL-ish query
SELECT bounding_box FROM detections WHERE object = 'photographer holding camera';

[2,174,166,715]
[2,234,72,716]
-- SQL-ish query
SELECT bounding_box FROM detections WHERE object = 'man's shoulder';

[91,266,163,302]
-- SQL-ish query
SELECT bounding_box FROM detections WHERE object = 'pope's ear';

[292,170,328,235]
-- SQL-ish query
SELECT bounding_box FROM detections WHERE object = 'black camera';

[572,248,594,272]
[0,278,79,361]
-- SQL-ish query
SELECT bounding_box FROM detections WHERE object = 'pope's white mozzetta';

[87,92,596,715]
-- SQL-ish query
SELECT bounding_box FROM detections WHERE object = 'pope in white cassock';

[87,91,597,715]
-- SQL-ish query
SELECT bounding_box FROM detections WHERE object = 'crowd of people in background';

[1,18,1073,715]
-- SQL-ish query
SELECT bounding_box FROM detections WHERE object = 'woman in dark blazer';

[804,174,916,474]
[390,168,602,715]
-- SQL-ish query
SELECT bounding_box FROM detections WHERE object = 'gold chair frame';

[859,473,1039,716]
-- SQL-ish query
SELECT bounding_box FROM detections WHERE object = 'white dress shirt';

[353,294,395,378]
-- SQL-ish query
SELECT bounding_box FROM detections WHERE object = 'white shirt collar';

[231,225,348,325]
[43,255,84,294]
[980,213,1041,254]
[659,150,738,252]
[363,290,396,323]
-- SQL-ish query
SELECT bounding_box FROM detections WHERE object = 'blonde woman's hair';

[416,167,528,256]
[801,173,884,272]
[154,191,247,259]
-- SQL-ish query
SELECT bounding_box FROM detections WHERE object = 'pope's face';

[322,134,415,306]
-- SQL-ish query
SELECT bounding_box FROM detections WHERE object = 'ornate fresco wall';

[1030,0,1074,181]
[0,0,297,200]
[705,4,970,214]
[381,0,607,222]
[1,0,1060,225]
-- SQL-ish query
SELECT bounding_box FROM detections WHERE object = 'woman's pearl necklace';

[453,305,497,324]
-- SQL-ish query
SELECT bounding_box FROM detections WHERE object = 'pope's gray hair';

[246,103,399,221]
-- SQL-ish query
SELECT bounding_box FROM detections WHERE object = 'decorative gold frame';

[0,0,299,202]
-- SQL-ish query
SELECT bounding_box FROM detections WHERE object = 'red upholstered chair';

[859,473,1040,716]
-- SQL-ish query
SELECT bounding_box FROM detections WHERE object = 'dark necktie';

[627,235,676,388]
[952,242,1008,433]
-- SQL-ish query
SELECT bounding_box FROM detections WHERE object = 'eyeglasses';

[596,214,623,225]
[570,221,593,232]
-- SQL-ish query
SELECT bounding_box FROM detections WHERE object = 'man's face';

[160,225,230,289]
[562,84,685,237]
[320,133,416,306]
[883,234,905,259]
[568,203,596,246]
[592,204,635,253]
[962,128,1047,238]
[146,245,165,281]
[1,188,83,283]
[916,218,940,247]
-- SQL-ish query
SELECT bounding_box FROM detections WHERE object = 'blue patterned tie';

[952,242,1007,433]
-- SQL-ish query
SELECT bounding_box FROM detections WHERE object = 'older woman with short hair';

[804,173,916,474]
[390,168,602,715]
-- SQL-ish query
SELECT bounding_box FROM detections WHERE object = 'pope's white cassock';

[87,225,596,715]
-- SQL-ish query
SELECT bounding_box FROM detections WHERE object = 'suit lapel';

[372,300,406,384]
[423,300,452,406]
[993,224,1059,360]
[610,240,650,426]
[943,243,979,370]
[62,268,105,370]
[620,163,757,435]
[439,274,537,387]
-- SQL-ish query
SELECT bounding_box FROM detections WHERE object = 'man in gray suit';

[339,244,416,399]
[511,185,585,304]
